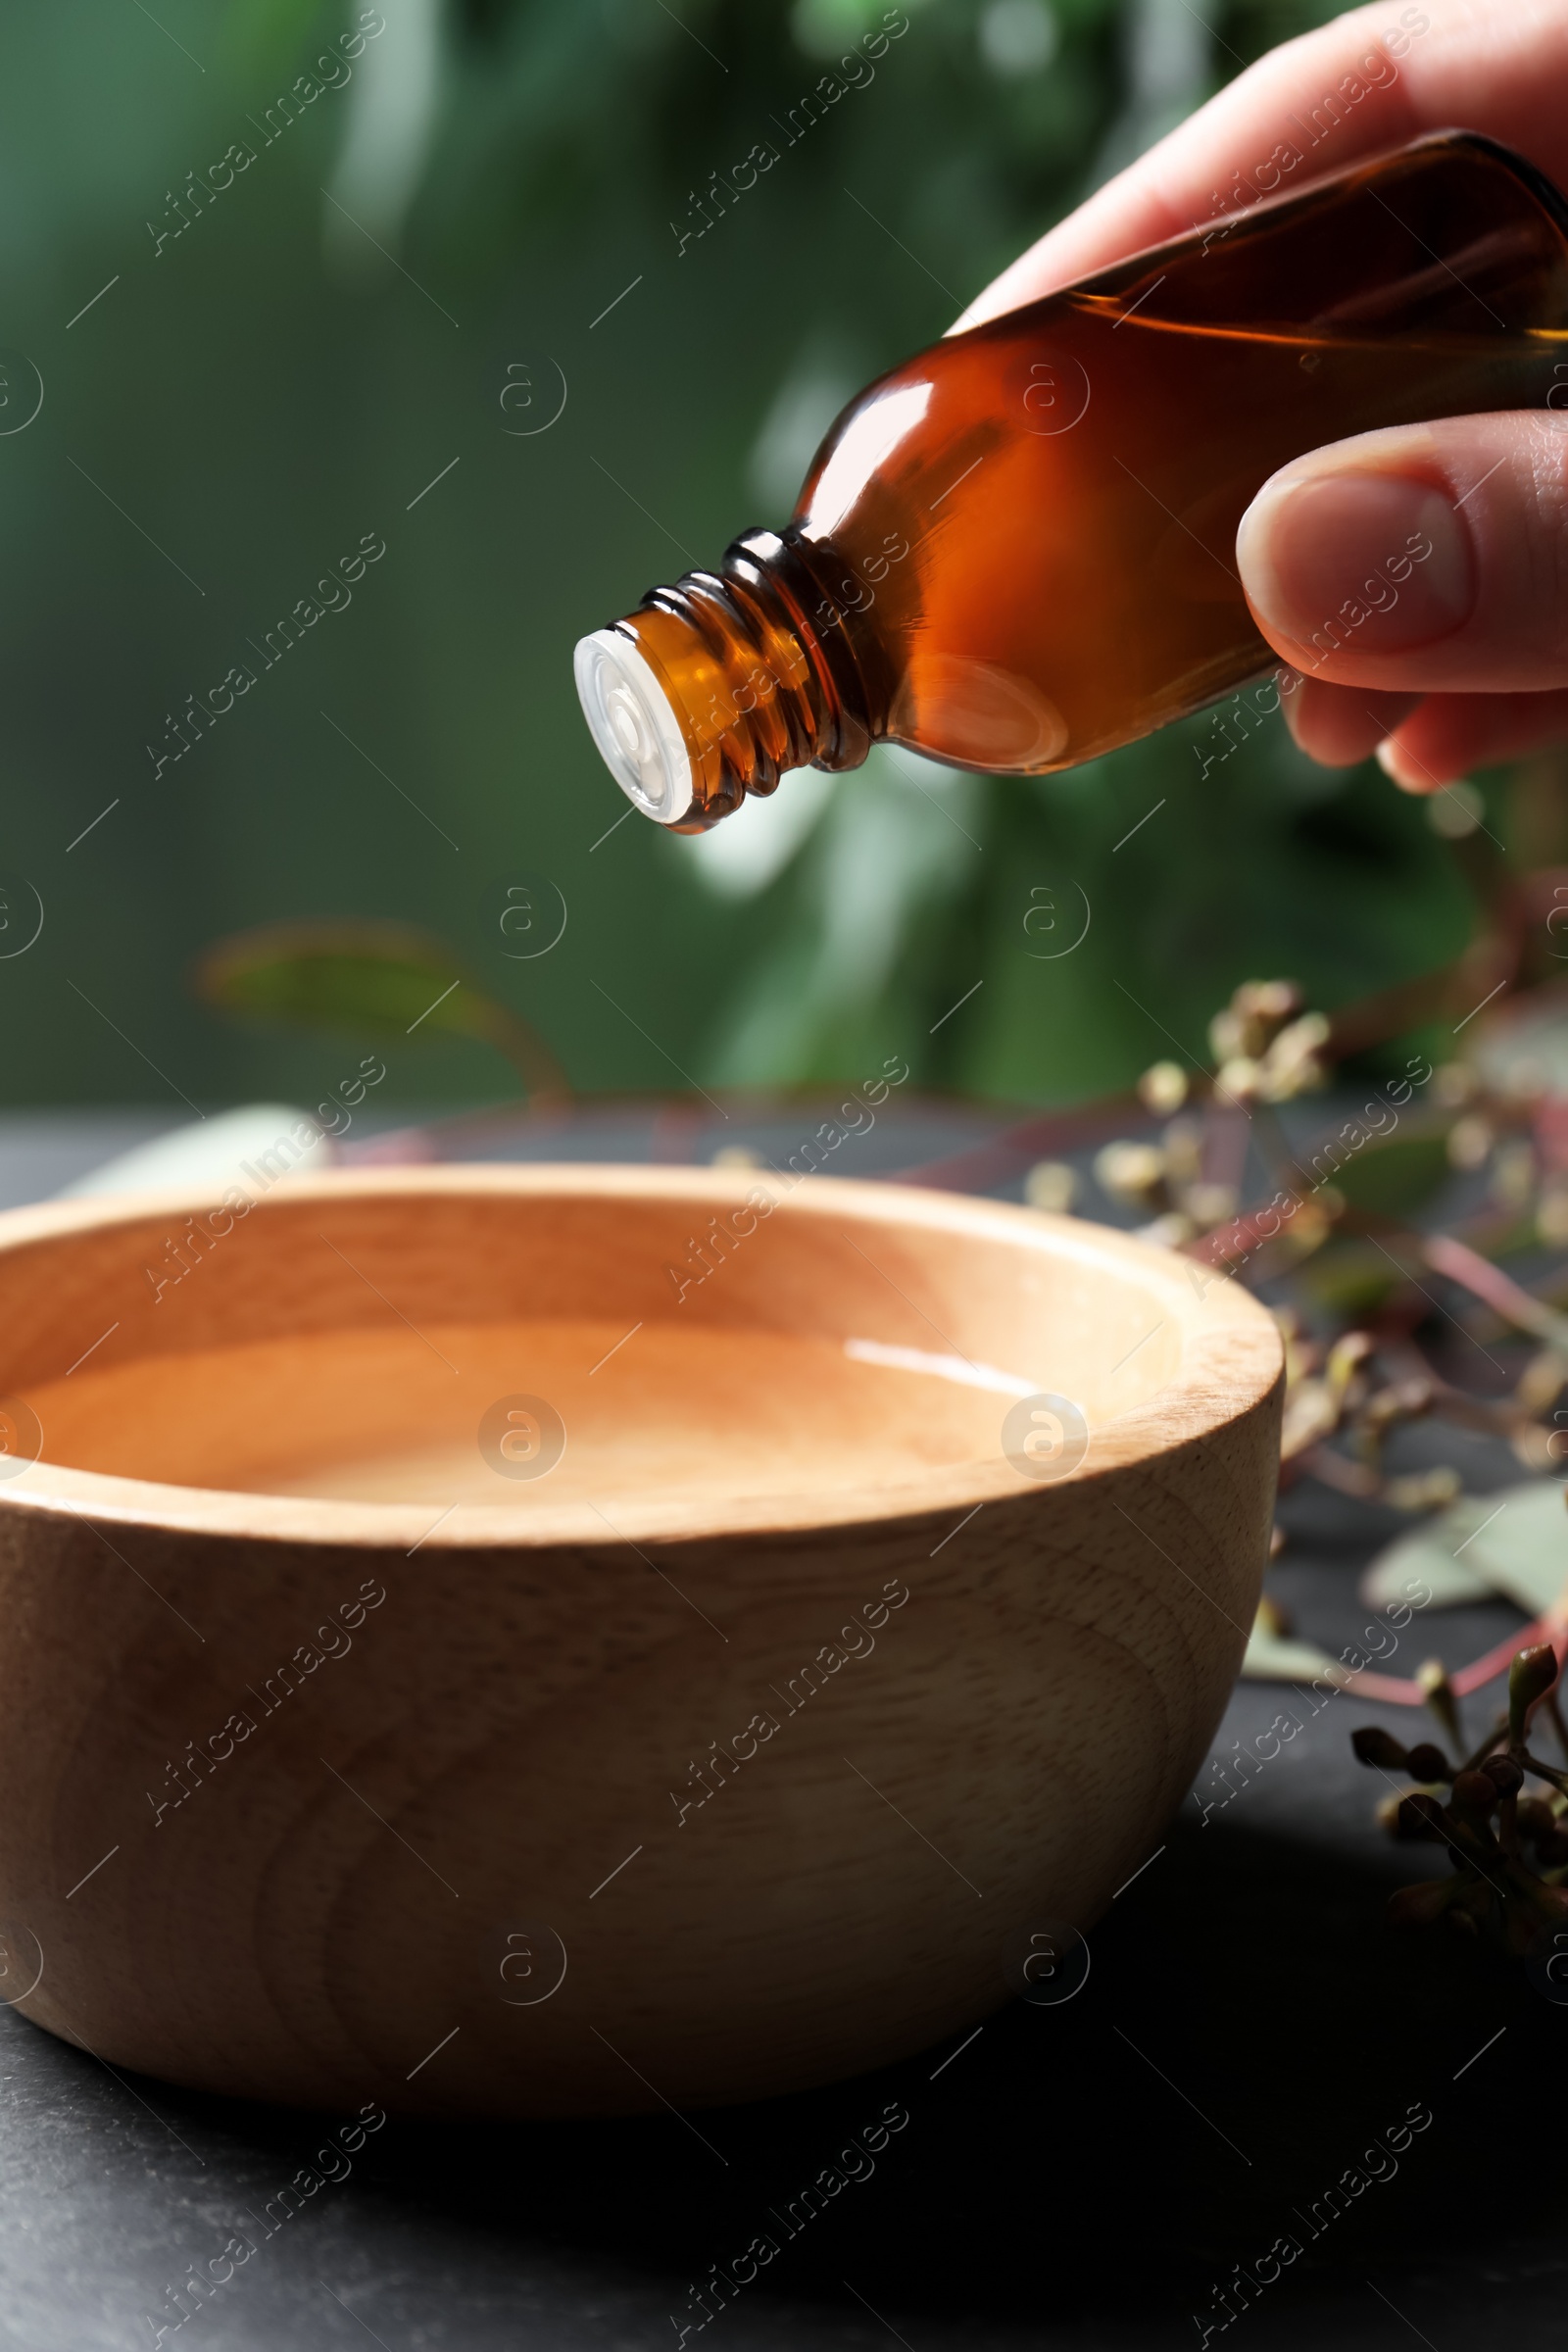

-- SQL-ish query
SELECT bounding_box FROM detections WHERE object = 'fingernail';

[1375,739,1429,793]
[1237,466,1474,658]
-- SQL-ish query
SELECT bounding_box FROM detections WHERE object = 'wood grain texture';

[0,1166,1283,2115]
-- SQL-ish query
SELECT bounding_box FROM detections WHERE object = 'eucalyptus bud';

[1483,1753,1524,1798]
[1240,978,1303,1029]
[1137,1060,1188,1116]
[1405,1742,1450,1784]
[1396,1792,1448,1841]
[1387,1879,1454,1929]
[1093,1140,1167,1211]
[1520,1877,1568,1926]
[1215,1054,1261,1104]
[1184,1181,1239,1230]
[1326,1330,1375,1401]
[1451,1770,1500,1816]
[1023,1159,1078,1215]
[1418,1659,1464,1755]
[1383,1467,1463,1514]
[1508,1642,1559,1743]
[1351,1727,1409,1771]
[1446,1113,1494,1172]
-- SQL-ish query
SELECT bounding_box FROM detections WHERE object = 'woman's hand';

[956,0,1568,789]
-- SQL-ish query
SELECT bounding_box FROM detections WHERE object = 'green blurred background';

[0,0,1508,1115]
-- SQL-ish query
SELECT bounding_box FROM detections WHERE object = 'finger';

[1234,413,1568,694]
[1282,678,1422,767]
[953,1,1568,331]
[1376,689,1568,788]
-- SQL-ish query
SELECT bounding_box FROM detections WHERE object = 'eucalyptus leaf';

[1454,1481,1568,1618]
[1296,1238,1404,1322]
[1357,1503,1500,1614]
[1359,1480,1568,1618]
[1323,1131,1452,1220]
[1239,1625,1343,1685]
[195,922,569,1105]
[1467,980,1568,1099]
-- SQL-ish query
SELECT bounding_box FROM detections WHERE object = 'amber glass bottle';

[575,132,1568,831]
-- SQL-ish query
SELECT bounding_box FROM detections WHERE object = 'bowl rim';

[0,1163,1283,1551]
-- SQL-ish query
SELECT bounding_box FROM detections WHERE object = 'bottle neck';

[573,530,873,831]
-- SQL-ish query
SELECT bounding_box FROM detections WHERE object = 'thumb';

[1235,414,1568,694]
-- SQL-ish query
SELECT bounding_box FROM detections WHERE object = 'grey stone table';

[0,1110,1560,2351]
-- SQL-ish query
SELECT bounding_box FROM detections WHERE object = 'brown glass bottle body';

[582,133,1568,829]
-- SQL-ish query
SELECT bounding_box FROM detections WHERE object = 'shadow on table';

[130,1812,1564,2341]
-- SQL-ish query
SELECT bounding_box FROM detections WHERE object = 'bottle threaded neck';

[574,530,872,830]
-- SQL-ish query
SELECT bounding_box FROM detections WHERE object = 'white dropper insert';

[572,629,695,825]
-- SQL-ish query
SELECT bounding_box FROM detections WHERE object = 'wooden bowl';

[0,1165,1281,2116]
